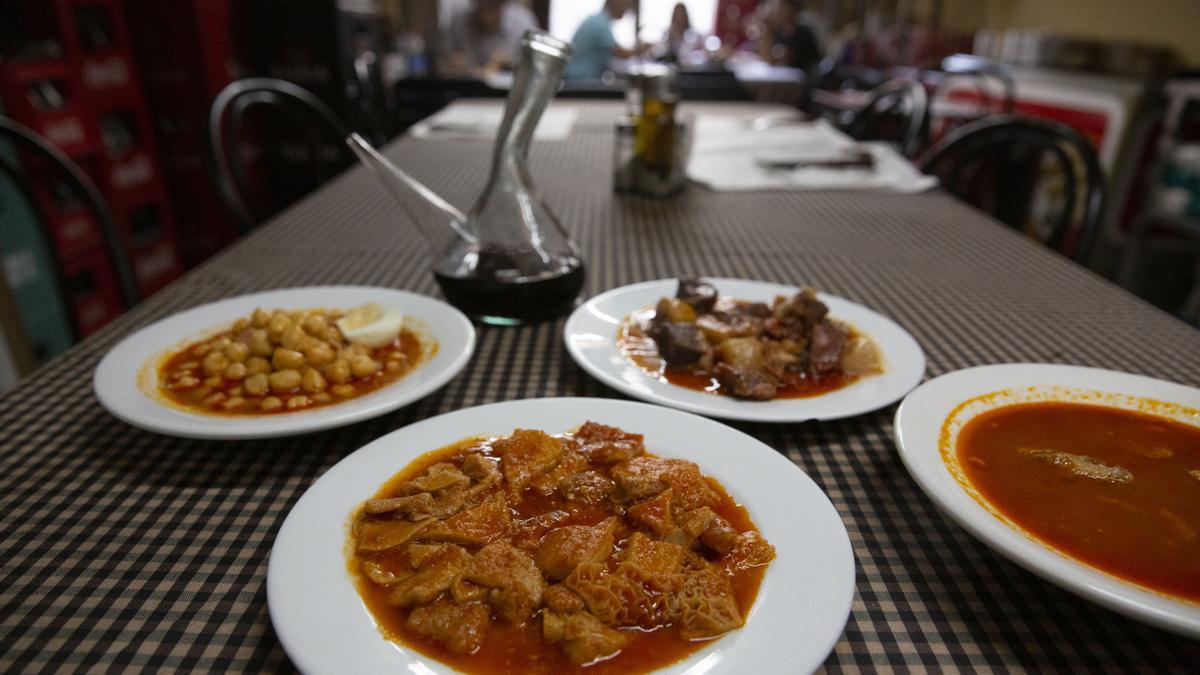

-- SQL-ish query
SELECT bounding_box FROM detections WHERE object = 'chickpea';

[202,351,229,376]
[386,360,401,372]
[223,362,248,381]
[272,347,306,370]
[203,391,226,406]
[331,384,355,397]
[349,354,379,378]
[321,359,350,384]
[232,318,250,332]
[249,329,273,357]
[301,368,327,393]
[229,386,243,397]
[175,376,199,389]
[224,341,250,363]
[286,395,311,410]
[261,396,283,412]
[204,376,223,389]
[245,373,269,396]
[246,356,271,376]
[224,396,246,410]
[304,341,336,367]
[281,325,308,351]
[312,393,332,404]
[267,314,291,340]
[321,326,343,344]
[269,369,302,392]
[252,308,271,328]
[301,314,327,336]
[178,360,199,371]
[211,336,232,351]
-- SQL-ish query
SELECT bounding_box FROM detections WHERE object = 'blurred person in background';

[441,0,538,77]
[657,2,704,64]
[756,0,821,71]
[564,0,642,80]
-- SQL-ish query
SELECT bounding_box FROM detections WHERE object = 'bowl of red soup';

[894,364,1200,638]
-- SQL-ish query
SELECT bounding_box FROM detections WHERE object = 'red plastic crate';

[60,245,124,337]
[107,194,183,297]
[0,59,100,156]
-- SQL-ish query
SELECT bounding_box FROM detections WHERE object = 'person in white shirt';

[442,0,539,77]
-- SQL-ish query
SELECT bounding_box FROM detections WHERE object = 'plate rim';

[564,277,926,422]
[893,362,1200,638]
[92,285,476,440]
[266,396,856,675]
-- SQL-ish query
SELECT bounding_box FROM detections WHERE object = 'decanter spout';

[346,132,476,245]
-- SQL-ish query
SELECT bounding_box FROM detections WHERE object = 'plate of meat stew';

[564,278,925,422]
[894,364,1200,637]
[93,286,475,439]
[267,398,855,674]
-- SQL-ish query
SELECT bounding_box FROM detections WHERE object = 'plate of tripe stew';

[564,277,925,422]
[94,286,475,439]
[267,398,855,674]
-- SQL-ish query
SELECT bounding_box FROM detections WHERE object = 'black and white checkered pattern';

[2,102,1198,672]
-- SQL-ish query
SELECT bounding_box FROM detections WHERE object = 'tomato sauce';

[957,402,1200,602]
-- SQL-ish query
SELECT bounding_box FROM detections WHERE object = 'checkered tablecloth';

[2,101,1198,672]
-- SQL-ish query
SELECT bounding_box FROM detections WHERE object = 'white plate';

[94,286,475,440]
[894,363,1200,638]
[564,278,926,422]
[268,397,855,675]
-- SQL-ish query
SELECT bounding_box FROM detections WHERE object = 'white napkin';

[687,116,936,193]
[410,105,578,141]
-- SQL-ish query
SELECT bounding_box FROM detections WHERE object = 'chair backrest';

[919,115,1106,263]
[0,116,139,341]
[208,77,353,231]
[936,54,1016,116]
[845,79,929,158]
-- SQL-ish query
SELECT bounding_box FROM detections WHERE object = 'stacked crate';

[123,0,240,267]
[0,0,184,342]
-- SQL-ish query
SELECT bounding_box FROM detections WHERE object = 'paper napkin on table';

[410,105,578,141]
[686,116,936,193]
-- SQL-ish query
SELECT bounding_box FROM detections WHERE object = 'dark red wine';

[435,265,585,324]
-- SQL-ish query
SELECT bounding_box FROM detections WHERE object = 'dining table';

[2,99,1198,672]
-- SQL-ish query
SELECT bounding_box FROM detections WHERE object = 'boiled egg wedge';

[336,303,404,348]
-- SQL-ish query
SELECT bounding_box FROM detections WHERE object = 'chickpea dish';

[158,305,431,415]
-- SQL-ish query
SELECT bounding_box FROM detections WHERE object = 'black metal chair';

[0,116,139,342]
[920,115,1106,263]
[844,79,930,158]
[936,54,1016,115]
[208,77,354,232]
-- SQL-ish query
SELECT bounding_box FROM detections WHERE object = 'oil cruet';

[347,30,583,325]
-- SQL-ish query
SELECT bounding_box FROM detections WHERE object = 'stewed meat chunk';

[652,322,711,368]
[714,362,778,400]
[406,599,490,654]
[535,517,618,580]
[496,429,565,495]
[543,610,631,665]
[464,541,546,625]
[419,492,512,546]
[575,421,645,465]
[676,278,718,313]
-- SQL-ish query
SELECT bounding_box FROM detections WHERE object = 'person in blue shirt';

[564,0,639,80]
